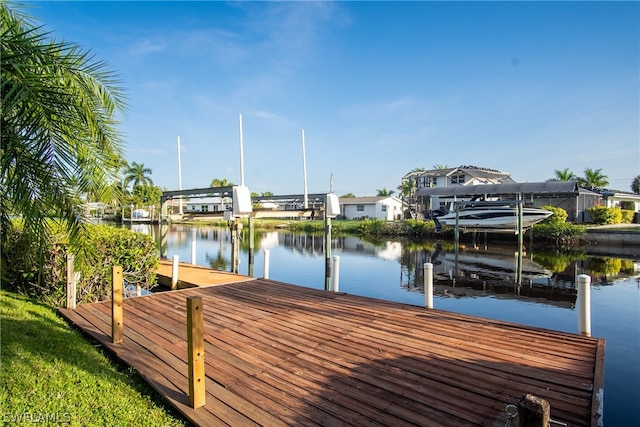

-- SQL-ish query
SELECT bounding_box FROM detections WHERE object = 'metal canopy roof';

[415,181,585,198]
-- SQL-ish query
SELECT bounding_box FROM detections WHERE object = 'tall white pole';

[239,114,245,187]
[302,129,308,209]
[177,136,183,214]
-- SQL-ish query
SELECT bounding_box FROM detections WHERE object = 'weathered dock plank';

[59,278,604,427]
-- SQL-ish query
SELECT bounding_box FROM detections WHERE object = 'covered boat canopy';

[416,181,585,198]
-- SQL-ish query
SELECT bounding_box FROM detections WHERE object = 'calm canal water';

[132,223,639,426]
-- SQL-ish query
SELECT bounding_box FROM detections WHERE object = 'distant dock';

[59,265,604,426]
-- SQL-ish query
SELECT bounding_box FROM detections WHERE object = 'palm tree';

[580,168,609,189]
[1,3,126,282]
[632,176,640,195]
[376,188,395,197]
[549,168,577,182]
[124,162,153,189]
[432,164,448,170]
[210,178,235,187]
[397,179,417,217]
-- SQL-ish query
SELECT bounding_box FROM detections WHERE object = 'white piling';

[171,255,179,290]
[263,249,270,279]
[424,262,434,309]
[191,240,197,265]
[578,274,592,336]
[332,256,340,292]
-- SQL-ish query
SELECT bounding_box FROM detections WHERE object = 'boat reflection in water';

[400,243,577,308]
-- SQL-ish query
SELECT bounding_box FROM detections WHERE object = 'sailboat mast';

[302,129,308,209]
[239,114,245,187]
[177,136,183,214]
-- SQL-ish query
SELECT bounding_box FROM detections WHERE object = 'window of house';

[357,205,364,212]
[202,205,209,212]
[451,174,465,184]
[382,205,387,212]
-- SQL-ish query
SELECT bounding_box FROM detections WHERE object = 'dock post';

[517,196,524,248]
[263,249,270,279]
[578,274,591,336]
[186,296,206,409]
[191,230,197,265]
[424,262,433,309]
[332,256,340,292]
[66,254,76,309]
[324,215,332,291]
[517,394,550,427]
[112,266,123,344]
[171,255,179,290]
[248,217,255,277]
[454,206,460,250]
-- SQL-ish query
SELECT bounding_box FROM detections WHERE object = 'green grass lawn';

[0,291,188,426]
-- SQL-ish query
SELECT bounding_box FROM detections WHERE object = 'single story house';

[339,196,403,221]
[186,197,231,213]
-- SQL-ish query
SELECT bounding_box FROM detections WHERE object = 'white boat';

[433,203,552,231]
[132,208,150,219]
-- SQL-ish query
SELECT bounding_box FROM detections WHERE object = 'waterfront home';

[186,196,231,213]
[339,196,403,220]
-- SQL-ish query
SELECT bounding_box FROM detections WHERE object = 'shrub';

[359,218,386,235]
[532,222,587,247]
[403,219,436,235]
[71,224,158,303]
[2,222,158,307]
[540,205,568,224]
[588,205,622,224]
[620,209,635,224]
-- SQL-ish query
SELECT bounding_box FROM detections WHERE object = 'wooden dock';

[155,258,255,289]
[58,274,604,426]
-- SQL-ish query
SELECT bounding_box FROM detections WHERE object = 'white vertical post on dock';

[66,253,76,309]
[171,255,179,290]
[424,262,433,309]
[578,274,592,336]
[263,249,270,279]
[332,256,340,292]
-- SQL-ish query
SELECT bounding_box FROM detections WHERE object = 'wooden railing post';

[112,266,123,344]
[66,254,76,309]
[187,296,206,408]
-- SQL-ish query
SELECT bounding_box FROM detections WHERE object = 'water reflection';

[128,223,637,309]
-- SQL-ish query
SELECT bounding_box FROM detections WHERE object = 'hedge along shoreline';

[2,221,158,307]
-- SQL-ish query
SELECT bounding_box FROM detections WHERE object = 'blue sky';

[29,1,639,196]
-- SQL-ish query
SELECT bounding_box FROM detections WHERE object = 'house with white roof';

[339,196,403,221]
